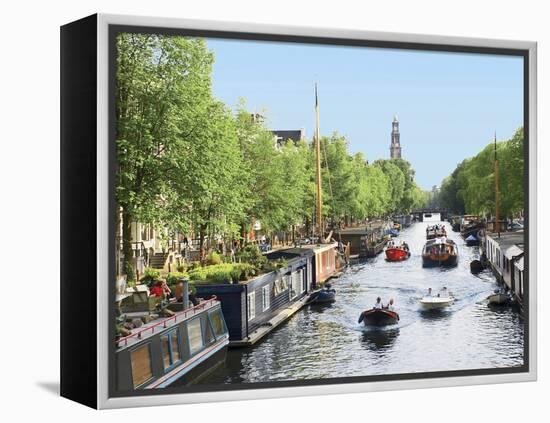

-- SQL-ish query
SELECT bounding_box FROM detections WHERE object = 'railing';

[116,297,219,348]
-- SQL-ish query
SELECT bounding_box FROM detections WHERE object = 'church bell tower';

[390,114,402,159]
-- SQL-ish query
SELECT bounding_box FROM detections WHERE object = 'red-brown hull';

[385,248,410,262]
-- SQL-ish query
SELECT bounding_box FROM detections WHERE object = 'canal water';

[197,222,524,384]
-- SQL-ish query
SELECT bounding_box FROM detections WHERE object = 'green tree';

[115,33,216,277]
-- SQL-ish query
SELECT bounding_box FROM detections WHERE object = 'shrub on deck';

[189,263,257,284]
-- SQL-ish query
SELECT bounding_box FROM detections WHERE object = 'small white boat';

[420,295,454,309]
[487,290,512,306]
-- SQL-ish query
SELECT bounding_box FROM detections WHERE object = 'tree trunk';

[199,223,207,264]
[122,208,135,281]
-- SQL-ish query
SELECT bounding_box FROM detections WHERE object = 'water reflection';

[197,221,524,385]
[361,328,400,352]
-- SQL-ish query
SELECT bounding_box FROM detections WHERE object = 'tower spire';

[390,114,402,159]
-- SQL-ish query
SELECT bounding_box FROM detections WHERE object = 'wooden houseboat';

[422,237,458,267]
[337,223,388,258]
[115,296,229,390]
[393,214,412,228]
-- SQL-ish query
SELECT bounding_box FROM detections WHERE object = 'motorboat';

[385,241,411,262]
[307,284,336,304]
[420,291,454,309]
[465,234,480,246]
[422,237,458,267]
[358,308,399,326]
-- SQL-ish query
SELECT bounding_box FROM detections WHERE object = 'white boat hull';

[420,296,454,309]
[487,293,510,305]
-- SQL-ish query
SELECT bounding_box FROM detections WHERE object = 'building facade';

[390,114,402,159]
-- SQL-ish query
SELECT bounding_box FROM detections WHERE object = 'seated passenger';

[149,280,164,297]
[387,298,395,311]
[426,287,433,297]
[373,297,383,309]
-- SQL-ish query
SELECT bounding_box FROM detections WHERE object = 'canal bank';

[194,221,524,384]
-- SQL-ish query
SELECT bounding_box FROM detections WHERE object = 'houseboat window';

[209,309,226,337]
[290,270,303,299]
[273,278,281,296]
[188,318,204,355]
[160,329,181,370]
[281,275,288,290]
[247,291,256,321]
[130,344,153,388]
[262,285,271,311]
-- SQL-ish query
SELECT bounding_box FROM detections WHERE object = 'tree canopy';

[437,128,524,218]
[115,33,428,275]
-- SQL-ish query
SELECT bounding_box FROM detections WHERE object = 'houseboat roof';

[504,244,524,260]
[265,247,315,260]
[297,242,338,254]
[337,223,388,235]
[116,298,220,350]
[486,232,524,251]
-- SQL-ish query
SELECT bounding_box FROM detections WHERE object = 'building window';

[247,291,256,321]
[161,329,181,371]
[130,344,153,388]
[262,285,270,311]
[187,318,203,355]
[209,309,226,338]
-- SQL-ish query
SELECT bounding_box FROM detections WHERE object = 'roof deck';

[116,297,220,350]
[486,231,525,251]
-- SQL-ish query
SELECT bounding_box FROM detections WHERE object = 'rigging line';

[321,138,342,245]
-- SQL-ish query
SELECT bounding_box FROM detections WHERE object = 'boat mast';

[494,132,500,238]
[315,83,323,241]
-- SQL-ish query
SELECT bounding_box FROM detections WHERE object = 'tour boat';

[422,237,458,267]
[385,242,411,262]
[420,293,454,309]
[358,308,400,326]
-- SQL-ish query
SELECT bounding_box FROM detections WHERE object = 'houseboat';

[393,214,412,228]
[460,215,484,239]
[194,248,313,347]
[337,223,388,259]
[115,293,229,390]
[422,237,458,267]
[483,232,525,303]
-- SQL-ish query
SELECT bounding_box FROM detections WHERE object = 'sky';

[206,38,523,190]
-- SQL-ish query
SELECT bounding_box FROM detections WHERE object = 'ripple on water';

[196,222,524,385]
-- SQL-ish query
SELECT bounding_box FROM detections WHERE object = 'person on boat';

[387,298,395,311]
[150,279,171,299]
[440,287,448,297]
[374,297,383,309]
[426,288,433,297]
[149,280,164,298]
